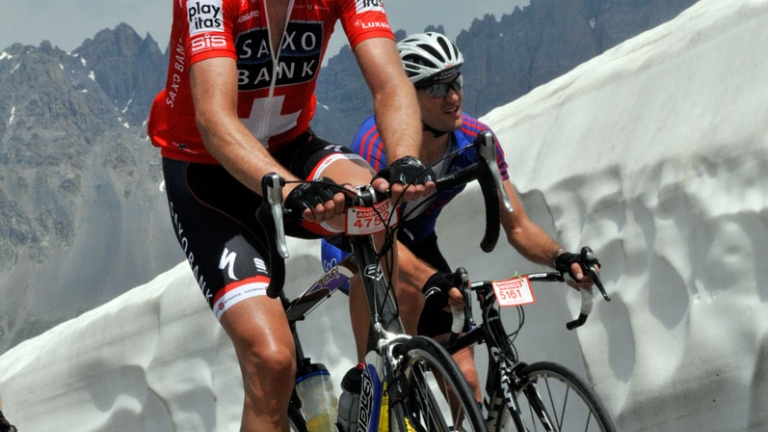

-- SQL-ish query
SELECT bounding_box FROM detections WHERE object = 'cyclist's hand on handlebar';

[555,249,601,290]
[422,272,464,310]
[284,178,350,223]
[375,156,436,202]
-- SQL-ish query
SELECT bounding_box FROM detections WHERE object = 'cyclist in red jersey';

[148,1,433,430]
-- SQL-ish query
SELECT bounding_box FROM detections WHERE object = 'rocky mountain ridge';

[314,0,698,144]
[0,26,181,350]
[0,0,697,352]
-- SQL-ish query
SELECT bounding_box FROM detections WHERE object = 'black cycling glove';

[555,249,601,281]
[421,271,455,306]
[284,178,340,217]
[376,156,435,186]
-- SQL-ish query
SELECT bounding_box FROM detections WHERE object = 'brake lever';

[475,131,513,213]
[256,173,289,299]
[442,267,472,349]
[565,247,609,330]
[263,173,289,259]
[454,267,474,328]
[580,246,610,301]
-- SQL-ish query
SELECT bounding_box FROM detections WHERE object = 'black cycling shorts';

[162,130,365,319]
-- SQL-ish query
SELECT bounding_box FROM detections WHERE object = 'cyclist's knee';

[254,345,295,376]
[317,156,375,186]
[236,338,296,390]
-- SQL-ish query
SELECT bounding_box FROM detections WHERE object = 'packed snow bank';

[479,0,768,429]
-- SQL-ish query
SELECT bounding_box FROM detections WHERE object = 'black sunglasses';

[418,74,463,98]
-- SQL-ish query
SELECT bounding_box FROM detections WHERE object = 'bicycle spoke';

[395,337,486,432]
[488,363,614,432]
[542,375,566,428]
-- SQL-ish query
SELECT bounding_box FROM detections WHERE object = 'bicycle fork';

[499,373,557,432]
[483,351,514,432]
[357,347,416,432]
[485,364,557,432]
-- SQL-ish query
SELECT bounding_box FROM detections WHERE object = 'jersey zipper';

[257,0,295,146]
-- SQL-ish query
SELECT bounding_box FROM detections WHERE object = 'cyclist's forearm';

[374,88,422,162]
[354,38,421,162]
[191,59,297,194]
[500,181,563,268]
[505,219,563,268]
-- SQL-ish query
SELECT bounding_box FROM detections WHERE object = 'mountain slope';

[312,0,697,144]
[0,33,179,350]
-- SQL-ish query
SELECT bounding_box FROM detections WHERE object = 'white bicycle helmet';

[397,32,464,86]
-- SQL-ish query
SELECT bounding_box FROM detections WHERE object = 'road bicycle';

[256,131,510,432]
[441,248,617,432]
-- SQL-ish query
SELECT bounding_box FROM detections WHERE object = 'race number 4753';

[345,200,398,236]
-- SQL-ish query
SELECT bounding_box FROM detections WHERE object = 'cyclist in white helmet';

[325,32,599,413]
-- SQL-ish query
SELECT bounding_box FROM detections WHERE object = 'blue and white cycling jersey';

[320,112,509,333]
[351,112,509,247]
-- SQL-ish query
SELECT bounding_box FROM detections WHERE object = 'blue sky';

[0,0,528,53]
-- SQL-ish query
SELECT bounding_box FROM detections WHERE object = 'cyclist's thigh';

[407,232,451,272]
[277,132,375,234]
[279,131,374,183]
[162,158,273,320]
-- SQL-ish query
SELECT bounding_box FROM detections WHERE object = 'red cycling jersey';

[148,0,394,164]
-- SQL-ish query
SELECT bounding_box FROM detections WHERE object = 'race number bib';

[345,200,398,236]
[492,276,536,307]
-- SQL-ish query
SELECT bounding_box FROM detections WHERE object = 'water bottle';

[295,359,338,432]
[337,363,364,432]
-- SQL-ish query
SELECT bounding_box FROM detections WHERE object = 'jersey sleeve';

[184,0,239,65]
[350,116,388,172]
[338,0,395,49]
[490,130,509,180]
[461,115,509,180]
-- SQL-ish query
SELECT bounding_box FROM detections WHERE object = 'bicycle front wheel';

[492,361,615,432]
[393,336,488,432]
